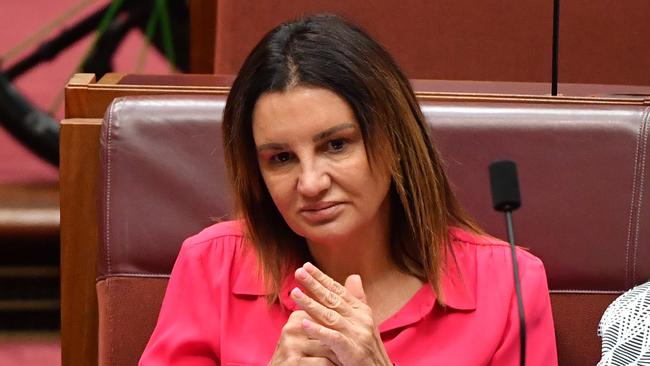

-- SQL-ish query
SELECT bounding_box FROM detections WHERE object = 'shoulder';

[178,220,246,257]
[172,220,264,294]
[442,227,551,311]
[449,226,545,270]
[447,227,548,295]
[183,220,246,247]
[173,220,251,275]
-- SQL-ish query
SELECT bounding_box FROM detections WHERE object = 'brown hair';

[222,14,480,303]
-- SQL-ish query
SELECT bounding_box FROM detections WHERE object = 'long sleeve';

[139,238,225,366]
[491,250,558,365]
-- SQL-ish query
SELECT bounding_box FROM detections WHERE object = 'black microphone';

[489,160,526,366]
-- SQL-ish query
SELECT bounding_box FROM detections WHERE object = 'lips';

[301,201,338,211]
[299,202,342,222]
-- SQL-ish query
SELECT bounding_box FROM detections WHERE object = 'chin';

[291,220,357,245]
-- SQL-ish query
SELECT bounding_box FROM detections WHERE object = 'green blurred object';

[155,0,176,69]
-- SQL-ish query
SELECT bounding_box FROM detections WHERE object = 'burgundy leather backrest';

[99,95,650,291]
[427,102,650,292]
[98,97,231,278]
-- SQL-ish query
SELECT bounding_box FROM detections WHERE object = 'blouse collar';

[232,228,479,326]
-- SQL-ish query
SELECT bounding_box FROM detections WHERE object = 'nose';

[296,158,331,198]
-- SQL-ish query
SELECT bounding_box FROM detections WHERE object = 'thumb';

[344,274,367,304]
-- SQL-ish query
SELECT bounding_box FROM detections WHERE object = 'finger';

[298,357,338,366]
[287,309,310,322]
[301,263,358,305]
[291,287,344,329]
[344,274,367,304]
[282,310,317,338]
[295,268,351,315]
[301,318,352,359]
[301,339,339,364]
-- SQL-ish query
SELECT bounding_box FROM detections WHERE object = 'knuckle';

[284,312,306,332]
[323,309,339,325]
[361,306,373,320]
[331,282,346,295]
[306,298,320,313]
[281,323,295,335]
[313,286,326,300]
[325,291,341,308]
[361,315,374,328]
[288,356,302,365]
[289,310,306,321]
[359,328,373,343]
[329,331,345,346]
[303,274,314,287]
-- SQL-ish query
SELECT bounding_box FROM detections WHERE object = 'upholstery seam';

[632,107,649,283]
[549,289,625,294]
[105,102,114,275]
[625,111,643,287]
[103,103,115,365]
[96,273,171,281]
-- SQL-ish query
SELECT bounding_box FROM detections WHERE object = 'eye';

[270,152,293,165]
[327,139,348,152]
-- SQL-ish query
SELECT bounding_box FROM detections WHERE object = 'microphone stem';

[551,0,560,96]
[506,210,527,366]
[506,210,516,246]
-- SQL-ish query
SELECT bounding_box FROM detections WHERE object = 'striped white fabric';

[597,281,650,366]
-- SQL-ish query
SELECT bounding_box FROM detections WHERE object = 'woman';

[140,14,557,365]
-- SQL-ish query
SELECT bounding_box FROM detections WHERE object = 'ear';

[344,274,367,304]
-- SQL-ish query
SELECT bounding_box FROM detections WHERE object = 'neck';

[305,210,424,324]
[305,198,398,287]
[308,229,394,286]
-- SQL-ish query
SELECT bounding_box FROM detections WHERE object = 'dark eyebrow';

[256,142,284,152]
[312,122,356,143]
[256,122,357,152]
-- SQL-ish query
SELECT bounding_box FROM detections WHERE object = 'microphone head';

[489,160,522,212]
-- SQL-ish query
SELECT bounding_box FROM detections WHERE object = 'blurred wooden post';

[60,117,102,366]
[190,0,217,73]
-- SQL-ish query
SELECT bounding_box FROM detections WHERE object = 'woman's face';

[252,86,391,245]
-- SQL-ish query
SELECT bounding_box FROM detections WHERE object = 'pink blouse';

[140,220,557,365]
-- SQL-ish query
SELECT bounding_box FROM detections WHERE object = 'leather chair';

[96,94,650,365]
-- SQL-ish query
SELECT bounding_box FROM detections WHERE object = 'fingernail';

[301,319,311,329]
[295,268,308,280]
[291,287,303,299]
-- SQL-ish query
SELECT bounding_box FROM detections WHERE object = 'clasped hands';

[269,262,392,366]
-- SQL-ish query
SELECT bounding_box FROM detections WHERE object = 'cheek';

[356,162,392,204]
[364,173,391,205]
[344,153,390,190]
[261,173,294,212]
